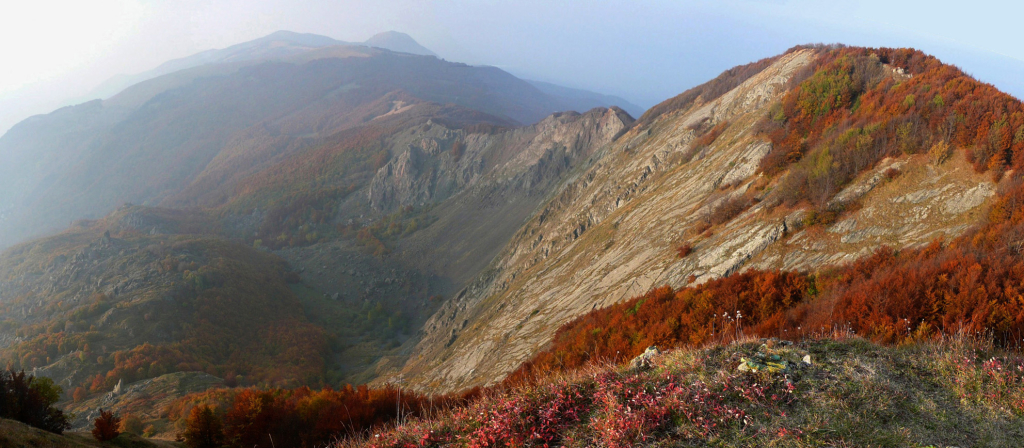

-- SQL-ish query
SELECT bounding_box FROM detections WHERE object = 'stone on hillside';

[736,338,809,374]
[629,345,661,372]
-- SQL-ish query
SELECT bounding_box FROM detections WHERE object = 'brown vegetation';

[168,384,481,448]
[759,47,1024,212]
[91,409,120,441]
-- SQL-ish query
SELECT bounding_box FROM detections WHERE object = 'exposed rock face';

[358,107,634,292]
[270,107,632,383]
[369,145,433,210]
[745,153,993,271]
[366,108,633,216]
[397,49,997,393]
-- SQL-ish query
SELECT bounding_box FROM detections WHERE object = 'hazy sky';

[1,0,1022,132]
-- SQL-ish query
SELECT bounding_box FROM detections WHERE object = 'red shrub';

[92,409,121,441]
[184,406,224,448]
[168,383,479,448]
[758,46,1024,212]
[72,386,87,403]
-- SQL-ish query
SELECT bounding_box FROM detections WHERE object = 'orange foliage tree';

[92,409,121,441]
[506,271,813,385]
[184,405,224,448]
[168,384,480,448]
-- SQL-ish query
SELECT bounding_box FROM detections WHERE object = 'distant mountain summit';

[80,30,438,102]
[364,31,437,56]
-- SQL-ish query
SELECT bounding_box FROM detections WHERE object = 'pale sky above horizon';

[1,0,1022,132]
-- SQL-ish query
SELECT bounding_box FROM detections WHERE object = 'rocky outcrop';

[366,108,634,214]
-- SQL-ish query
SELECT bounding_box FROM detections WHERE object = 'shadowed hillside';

[0,207,328,395]
[0,43,630,249]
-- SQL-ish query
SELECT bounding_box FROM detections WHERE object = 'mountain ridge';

[0,45,632,249]
[76,30,430,103]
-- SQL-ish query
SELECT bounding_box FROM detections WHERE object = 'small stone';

[802,354,812,365]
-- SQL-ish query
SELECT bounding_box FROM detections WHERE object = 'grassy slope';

[354,337,1023,448]
[0,418,181,448]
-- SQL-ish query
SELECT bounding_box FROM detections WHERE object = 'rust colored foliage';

[506,271,813,385]
[759,46,1024,208]
[792,179,1024,346]
[184,405,224,448]
[795,242,1024,345]
[693,121,729,149]
[72,386,87,403]
[92,409,121,441]
[168,384,481,448]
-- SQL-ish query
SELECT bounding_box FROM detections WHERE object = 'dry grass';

[0,418,182,448]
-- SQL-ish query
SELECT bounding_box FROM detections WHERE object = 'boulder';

[736,338,811,374]
[629,345,661,372]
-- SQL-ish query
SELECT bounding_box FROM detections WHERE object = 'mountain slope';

[219,106,633,383]
[0,47,590,248]
[0,207,328,390]
[399,48,819,391]
[0,101,631,397]
[398,45,1024,392]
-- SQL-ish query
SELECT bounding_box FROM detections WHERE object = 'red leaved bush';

[367,366,796,448]
[464,382,592,448]
[92,409,121,441]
